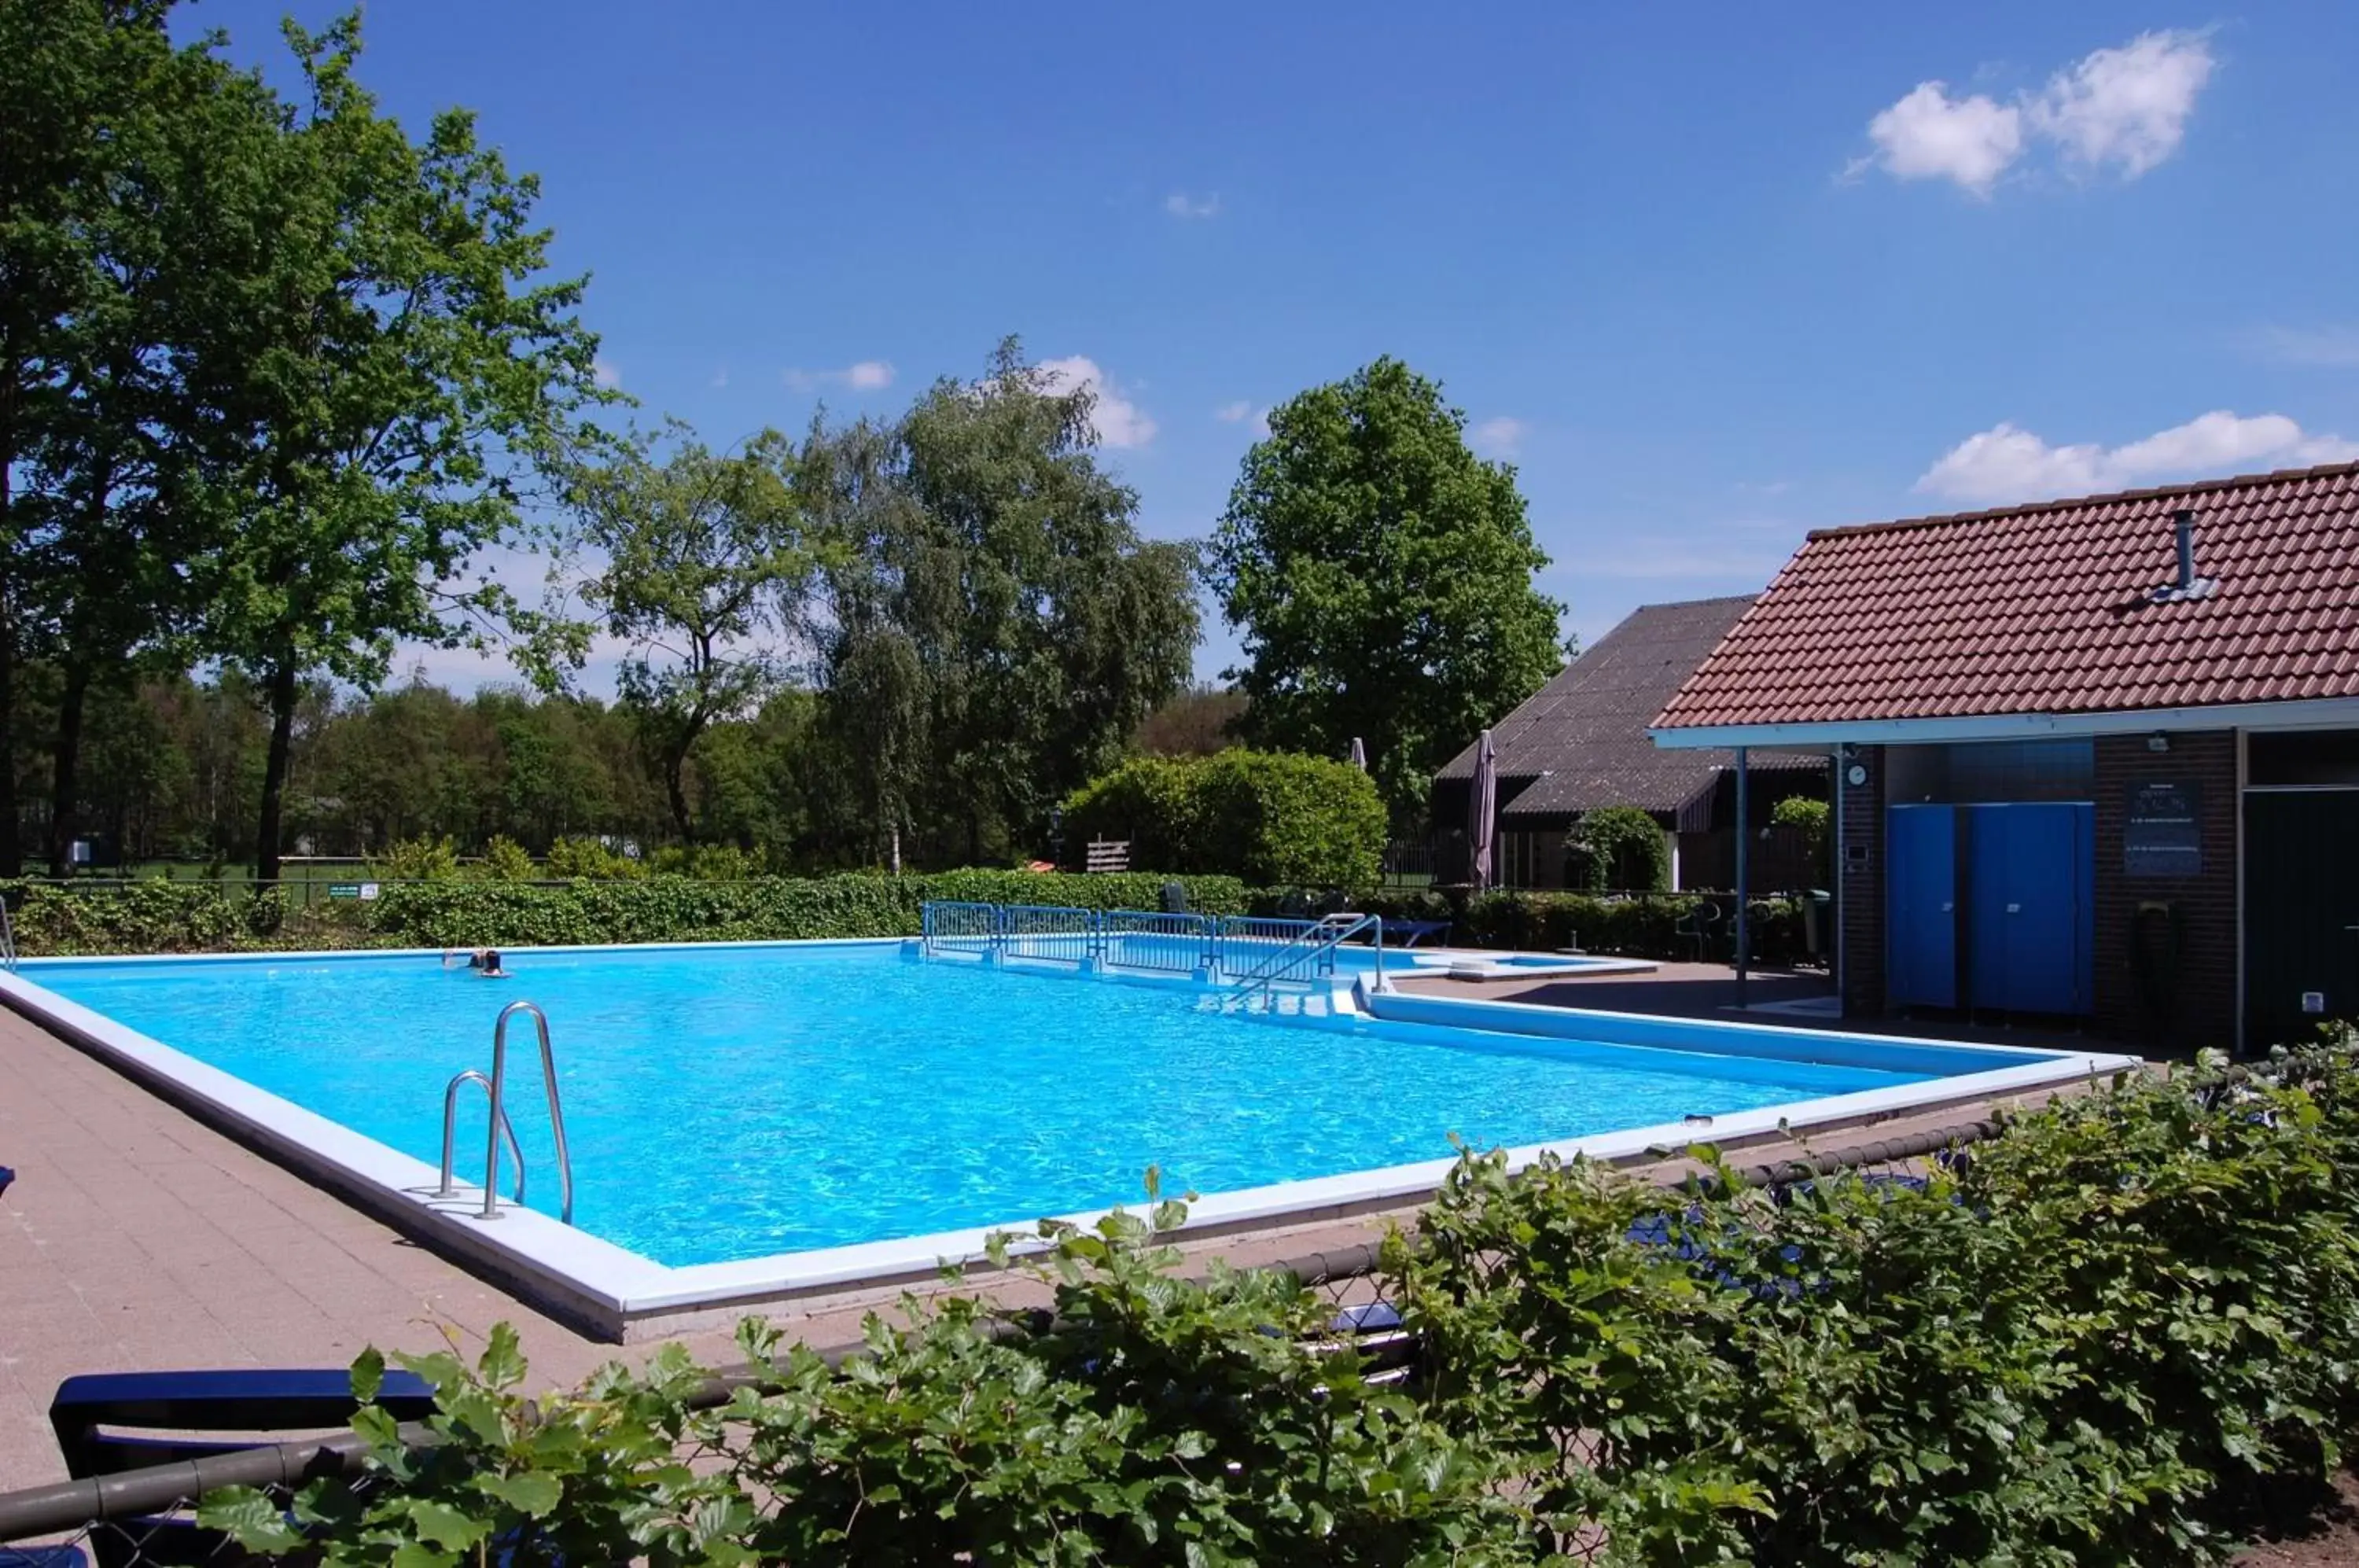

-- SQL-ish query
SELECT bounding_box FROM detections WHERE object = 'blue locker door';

[1886,805,1958,1008]
[1966,803,2093,1014]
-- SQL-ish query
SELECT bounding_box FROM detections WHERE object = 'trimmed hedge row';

[199,1044,2359,1565]
[0,877,1815,964]
[1308,886,1814,967]
[0,873,1252,956]
[362,871,1250,949]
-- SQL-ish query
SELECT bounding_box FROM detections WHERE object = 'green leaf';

[478,1470,565,1518]
[196,1486,307,1552]
[403,1499,491,1551]
[350,1345,385,1404]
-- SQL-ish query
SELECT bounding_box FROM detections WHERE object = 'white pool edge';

[0,947,2142,1339]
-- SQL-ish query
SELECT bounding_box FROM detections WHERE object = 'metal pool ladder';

[1225,912,1384,1010]
[436,999,575,1224]
[0,895,15,972]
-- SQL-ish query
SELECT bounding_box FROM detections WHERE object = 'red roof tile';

[1655,462,2359,731]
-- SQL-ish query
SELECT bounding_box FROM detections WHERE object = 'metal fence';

[0,1119,1994,1566]
[1097,910,1216,976]
[997,904,1098,967]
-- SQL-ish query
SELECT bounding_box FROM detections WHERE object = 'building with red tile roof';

[1651,462,2359,1053]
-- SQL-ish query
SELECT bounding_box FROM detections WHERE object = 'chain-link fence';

[0,1117,1995,1566]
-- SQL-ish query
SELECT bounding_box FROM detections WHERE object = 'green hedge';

[1063,749,1387,890]
[0,872,1249,956]
[1275,885,1812,966]
[365,871,1249,948]
[199,1045,2359,1564]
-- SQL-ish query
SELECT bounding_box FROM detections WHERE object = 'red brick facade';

[1834,734,2243,1047]
[2092,731,2239,1051]
[1837,747,1886,1018]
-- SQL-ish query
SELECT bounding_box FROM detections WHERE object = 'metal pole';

[1735,746,1750,1010]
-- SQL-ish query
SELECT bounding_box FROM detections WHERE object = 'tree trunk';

[253,656,299,887]
[663,740,694,845]
[47,658,91,878]
[0,454,18,880]
[0,606,17,881]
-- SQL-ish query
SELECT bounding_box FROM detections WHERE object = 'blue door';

[1886,805,1959,1008]
[1964,803,2093,1014]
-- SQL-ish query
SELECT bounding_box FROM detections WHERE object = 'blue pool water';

[28,944,1941,1268]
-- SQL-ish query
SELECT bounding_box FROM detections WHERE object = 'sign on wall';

[2125,779,2203,878]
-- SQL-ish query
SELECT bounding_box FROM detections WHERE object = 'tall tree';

[557,423,819,841]
[1205,357,1565,821]
[188,14,606,885]
[814,340,1198,866]
[0,0,182,874]
[24,19,282,874]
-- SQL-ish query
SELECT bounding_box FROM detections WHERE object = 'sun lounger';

[50,1367,436,1566]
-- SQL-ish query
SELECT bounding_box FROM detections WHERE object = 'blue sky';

[178,2,2359,691]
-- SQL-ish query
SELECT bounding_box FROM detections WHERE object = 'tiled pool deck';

[0,966,2092,1492]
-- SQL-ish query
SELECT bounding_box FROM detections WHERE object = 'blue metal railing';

[917,901,1385,994]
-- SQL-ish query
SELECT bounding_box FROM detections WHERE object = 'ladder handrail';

[437,1069,525,1205]
[0,896,15,972]
[481,999,575,1224]
[1225,912,1384,1007]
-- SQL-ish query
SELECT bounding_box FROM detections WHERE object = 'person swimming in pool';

[442,948,510,977]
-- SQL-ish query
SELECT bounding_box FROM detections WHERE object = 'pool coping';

[0,940,2142,1341]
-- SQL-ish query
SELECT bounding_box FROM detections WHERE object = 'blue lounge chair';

[50,1367,436,1566]
[1389,920,1452,948]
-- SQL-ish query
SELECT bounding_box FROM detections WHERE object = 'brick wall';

[2092,731,2239,1051]
[1838,746,1886,1017]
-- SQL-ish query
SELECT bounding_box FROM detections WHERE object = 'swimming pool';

[1,940,2136,1336]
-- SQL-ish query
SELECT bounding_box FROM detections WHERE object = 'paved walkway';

[0,971,2087,1496]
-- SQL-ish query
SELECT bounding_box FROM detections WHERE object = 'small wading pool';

[1,941,2136,1337]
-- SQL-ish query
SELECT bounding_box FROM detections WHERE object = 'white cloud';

[1857,30,2214,195]
[592,357,623,389]
[1214,399,1272,437]
[1470,416,1529,458]
[1864,82,2025,194]
[1038,355,1157,448]
[1164,191,1220,219]
[784,359,897,394]
[2031,31,2214,179]
[1916,411,2359,505]
[2250,325,2359,368]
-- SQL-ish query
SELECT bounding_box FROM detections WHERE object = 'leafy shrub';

[0,879,285,955]
[370,835,460,882]
[477,836,537,882]
[204,1191,1520,1565]
[1393,1048,2359,1565]
[543,836,644,880]
[1064,749,1386,890]
[1570,804,1669,893]
[647,843,764,881]
[1772,794,1831,882]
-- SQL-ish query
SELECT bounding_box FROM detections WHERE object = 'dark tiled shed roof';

[1656,462,2359,731]
[1436,595,1820,822]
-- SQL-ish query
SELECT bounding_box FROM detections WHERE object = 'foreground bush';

[197,1047,2359,1565]
[204,1194,1521,1566]
[1064,749,1388,890]
[1394,1046,2359,1564]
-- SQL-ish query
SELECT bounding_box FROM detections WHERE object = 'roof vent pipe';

[2174,508,2196,591]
